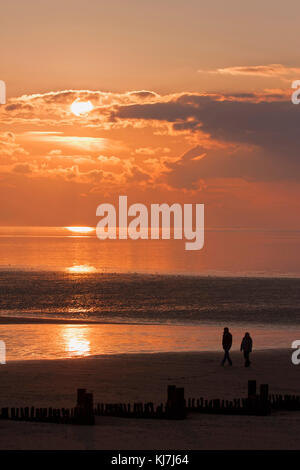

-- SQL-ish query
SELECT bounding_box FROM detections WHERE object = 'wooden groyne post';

[76,388,94,424]
[166,385,186,419]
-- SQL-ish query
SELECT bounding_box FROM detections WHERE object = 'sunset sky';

[1,0,300,229]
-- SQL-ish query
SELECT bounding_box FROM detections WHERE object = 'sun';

[65,226,94,234]
[70,99,93,116]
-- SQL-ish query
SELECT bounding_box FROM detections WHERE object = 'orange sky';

[1,0,300,229]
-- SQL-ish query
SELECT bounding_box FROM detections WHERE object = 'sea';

[0,226,299,360]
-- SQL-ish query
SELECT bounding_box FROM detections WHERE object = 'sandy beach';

[0,349,299,450]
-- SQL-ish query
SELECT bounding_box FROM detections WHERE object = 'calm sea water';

[0,323,297,360]
[1,271,300,327]
[1,226,300,326]
[0,227,299,358]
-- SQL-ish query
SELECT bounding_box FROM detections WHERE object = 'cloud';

[126,165,151,183]
[97,155,121,164]
[163,144,292,189]
[112,93,300,182]
[134,147,170,155]
[0,89,162,127]
[48,149,63,156]
[113,94,299,151]
[128,90,160,100]
[0,132,28,159]
[13,162,34,174]
[2,88,300,192]
[198,64,300,81]
[20,132,114,153]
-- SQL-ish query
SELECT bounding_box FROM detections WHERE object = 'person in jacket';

[240,332,253,367]
[221,327,233,366]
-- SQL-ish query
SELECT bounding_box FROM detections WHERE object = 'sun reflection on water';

[65,226,94,234]
[66,265,97,274]
[61,326,91,357]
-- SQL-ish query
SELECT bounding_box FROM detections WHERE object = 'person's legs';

[221,351,226,365]
[244,351,250,367]
[247,352,251,366]
[221,350,232,366]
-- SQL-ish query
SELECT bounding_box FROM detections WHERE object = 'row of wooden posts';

[186,381,270,416]
[0,405,94,425]
[187,381,300,415]
[92,382,270,418]
[94,385,186,420]
[0,389,95,425]
[0,382,299,425]
[186,381,300,415]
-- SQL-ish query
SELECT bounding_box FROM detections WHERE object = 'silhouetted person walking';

[240,332,252,367]
[221,327,232,366]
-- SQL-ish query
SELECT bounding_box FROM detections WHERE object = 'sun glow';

[65,226,94,234]
[70,99,93,116]
[66,265,97,274]
[61,326,91,357]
